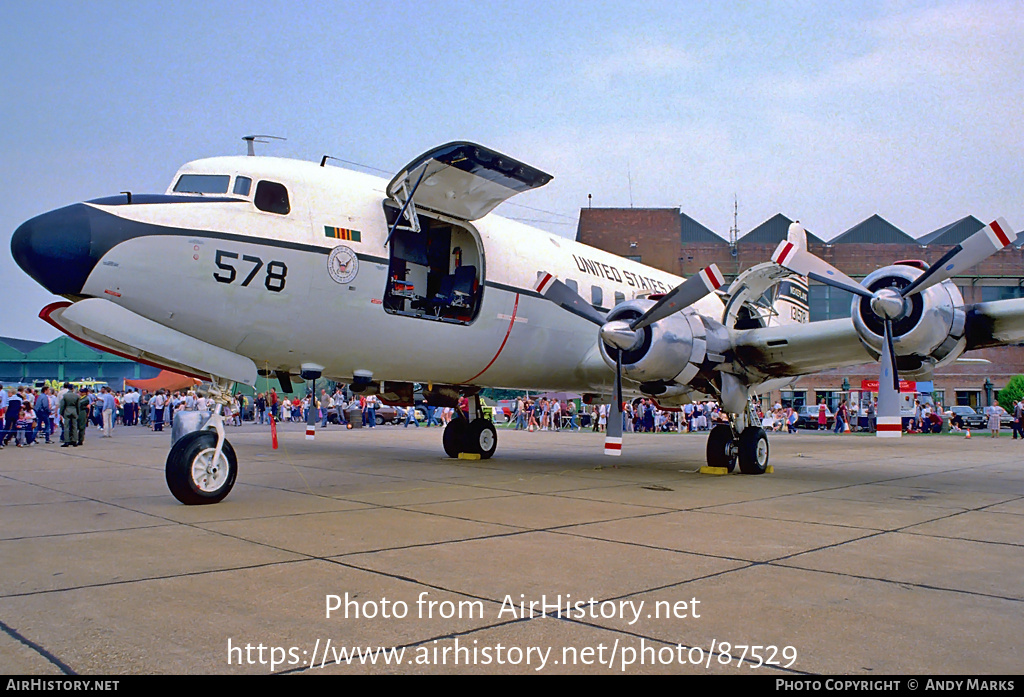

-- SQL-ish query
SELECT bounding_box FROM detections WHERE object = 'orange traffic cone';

[965,428,971,439]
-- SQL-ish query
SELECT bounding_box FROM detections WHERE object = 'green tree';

[996,375,1024,412]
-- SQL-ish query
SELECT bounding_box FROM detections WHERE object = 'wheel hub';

[192,448,228,492]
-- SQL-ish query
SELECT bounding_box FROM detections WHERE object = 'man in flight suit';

[59,385,80,447]
[76,388,91,446]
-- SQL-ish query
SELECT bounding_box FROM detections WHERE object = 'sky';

[2,0,1022,341]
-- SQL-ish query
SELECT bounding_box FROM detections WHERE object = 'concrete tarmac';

[1,422,1021,675]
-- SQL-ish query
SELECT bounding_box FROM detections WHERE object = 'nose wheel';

[165,430,238,504]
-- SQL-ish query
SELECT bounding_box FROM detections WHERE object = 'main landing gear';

[165,380,239,504]
[441,394,497,459]
[704,414,770,474]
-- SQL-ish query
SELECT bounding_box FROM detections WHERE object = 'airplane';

[10,140,1024,505]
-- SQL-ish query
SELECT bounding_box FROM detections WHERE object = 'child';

[15,406,37,447]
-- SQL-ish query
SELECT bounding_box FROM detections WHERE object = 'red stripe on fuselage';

[462,293,520,384]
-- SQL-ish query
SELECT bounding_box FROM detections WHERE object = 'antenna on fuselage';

[242,135,286,156]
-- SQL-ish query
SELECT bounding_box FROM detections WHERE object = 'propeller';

[535,265,723,456]
[772,219,1016,437]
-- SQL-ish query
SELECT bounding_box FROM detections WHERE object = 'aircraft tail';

[770,221,810,325]
[786,220,808,253]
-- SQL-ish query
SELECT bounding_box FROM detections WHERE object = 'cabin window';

[382,204,483,326]
[254,181,290,215]
[591,285,603,308]
[173,174,230,194]
[233,176,252,196]
[566,279,578,293]
[614,291,625,305]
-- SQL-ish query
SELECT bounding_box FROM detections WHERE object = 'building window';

[781,390,806,409]
[981,286,1024,302]
[809,284,855,322]
[956,390,980,408]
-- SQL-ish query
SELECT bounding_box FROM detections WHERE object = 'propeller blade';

[535,272,607,326]
[630,264,724,331]
[604,350,623,457]
[901,218,1016,298]
[876,319,902,438]
[772,241,873,299]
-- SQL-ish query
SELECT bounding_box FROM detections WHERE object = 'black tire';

[738,427,769,475]
[165,431,238,505]
[706,424,735,472]
[468,418,497,459]
[442,418,469,458]
[375,415,384,426]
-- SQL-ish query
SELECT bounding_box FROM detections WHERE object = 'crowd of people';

[506,396,728,434]
[0,382,141,448]
[7,379,1024,446]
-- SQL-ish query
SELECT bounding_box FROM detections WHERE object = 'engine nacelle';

[851,264,966,376]
[598,299,708,386]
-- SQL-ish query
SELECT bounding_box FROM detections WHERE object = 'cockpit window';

[173,174,230,194]
[232,176,252,196]
[254,180,290,215]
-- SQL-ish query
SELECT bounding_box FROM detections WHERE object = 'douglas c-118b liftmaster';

[11,140,1024,503]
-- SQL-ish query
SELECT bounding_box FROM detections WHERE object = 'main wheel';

[738,427,769,475]
[706,424,736,472]
[468,418,497,459]
[165,431,238,505]
[442,418,469,458]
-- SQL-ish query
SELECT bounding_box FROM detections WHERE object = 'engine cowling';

[598,299,708,386]
[851,263,966,376]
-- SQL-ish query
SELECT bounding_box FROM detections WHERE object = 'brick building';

[577,208,1024,410]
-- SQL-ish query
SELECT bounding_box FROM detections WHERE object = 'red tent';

[124,370,202,392]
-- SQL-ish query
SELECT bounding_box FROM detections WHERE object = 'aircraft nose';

[11,203,97,296]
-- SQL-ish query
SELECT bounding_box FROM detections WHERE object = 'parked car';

[947,405,982,429]
[793,404,834,429]
[945,405,1012,430]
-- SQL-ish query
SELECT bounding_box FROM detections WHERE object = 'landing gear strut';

[441,394,497,459]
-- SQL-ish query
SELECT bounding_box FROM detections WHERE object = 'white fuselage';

[77,156,724,393]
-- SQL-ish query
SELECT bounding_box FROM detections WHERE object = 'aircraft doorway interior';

[382,205,483,325]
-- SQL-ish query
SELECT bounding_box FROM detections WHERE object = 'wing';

[964,297,1024,349]
[732,296,1024,382]
[731,318,874,381]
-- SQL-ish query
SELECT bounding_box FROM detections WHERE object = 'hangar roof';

[738,213,826,245]
[831,214,915,244]
[680,211,727,245]
[0,337,45,355]
[917,215,985,246]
